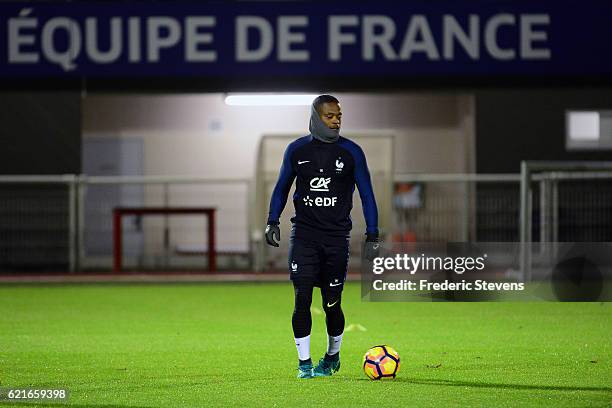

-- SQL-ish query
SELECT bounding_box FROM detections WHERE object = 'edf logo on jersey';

[303,195,338,207]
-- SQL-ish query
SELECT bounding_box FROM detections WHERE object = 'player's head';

[309,94,341,143]
[313,95,342,131]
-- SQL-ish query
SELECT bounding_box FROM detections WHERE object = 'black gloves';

[265,222,280,247]
[363,232,381,261]
[266,223,379,259]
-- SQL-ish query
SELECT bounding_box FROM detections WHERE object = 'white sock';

[295,335,311,361]
[327,332,343,356]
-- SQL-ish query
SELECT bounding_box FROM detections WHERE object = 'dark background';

[0,91,81,174]
[476,88,612,174]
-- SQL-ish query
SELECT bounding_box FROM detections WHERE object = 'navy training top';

[267,135,379,243]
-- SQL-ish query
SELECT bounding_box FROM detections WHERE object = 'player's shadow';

[385,377,612,393]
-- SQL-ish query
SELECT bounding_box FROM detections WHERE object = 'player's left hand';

[363,233,380,261]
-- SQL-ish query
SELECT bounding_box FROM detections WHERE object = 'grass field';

[0,282,610,407]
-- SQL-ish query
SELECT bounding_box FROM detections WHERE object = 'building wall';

[83,92,473,176]
[82,92,474,256]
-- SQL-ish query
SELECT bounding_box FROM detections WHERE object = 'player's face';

[318,102,342,130]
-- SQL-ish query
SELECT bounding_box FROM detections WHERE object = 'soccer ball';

[363,345,400,380]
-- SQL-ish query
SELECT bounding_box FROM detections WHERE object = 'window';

[566,110,612,150]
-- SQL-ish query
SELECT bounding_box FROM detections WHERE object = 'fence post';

[552,178,559,259]
[67,175,77,273]
[76,175,87,271]
[113,209,122,272]
[519,161,531,282]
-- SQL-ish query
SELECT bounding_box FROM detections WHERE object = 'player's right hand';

[265,223,280,247]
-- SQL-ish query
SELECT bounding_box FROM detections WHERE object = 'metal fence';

[519,161,612,280]
[1,166,611,277]
[0,175,76,272]
[0,175,250,272]
[392,173,521,243]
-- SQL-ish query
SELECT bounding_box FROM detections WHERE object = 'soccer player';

[264,95,379,379]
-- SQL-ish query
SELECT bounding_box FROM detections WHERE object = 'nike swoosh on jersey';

[297,160,310,164]
[329,282,343,287]
[326,300,339,307]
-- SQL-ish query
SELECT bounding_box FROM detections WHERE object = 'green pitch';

[0,283,610,407]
